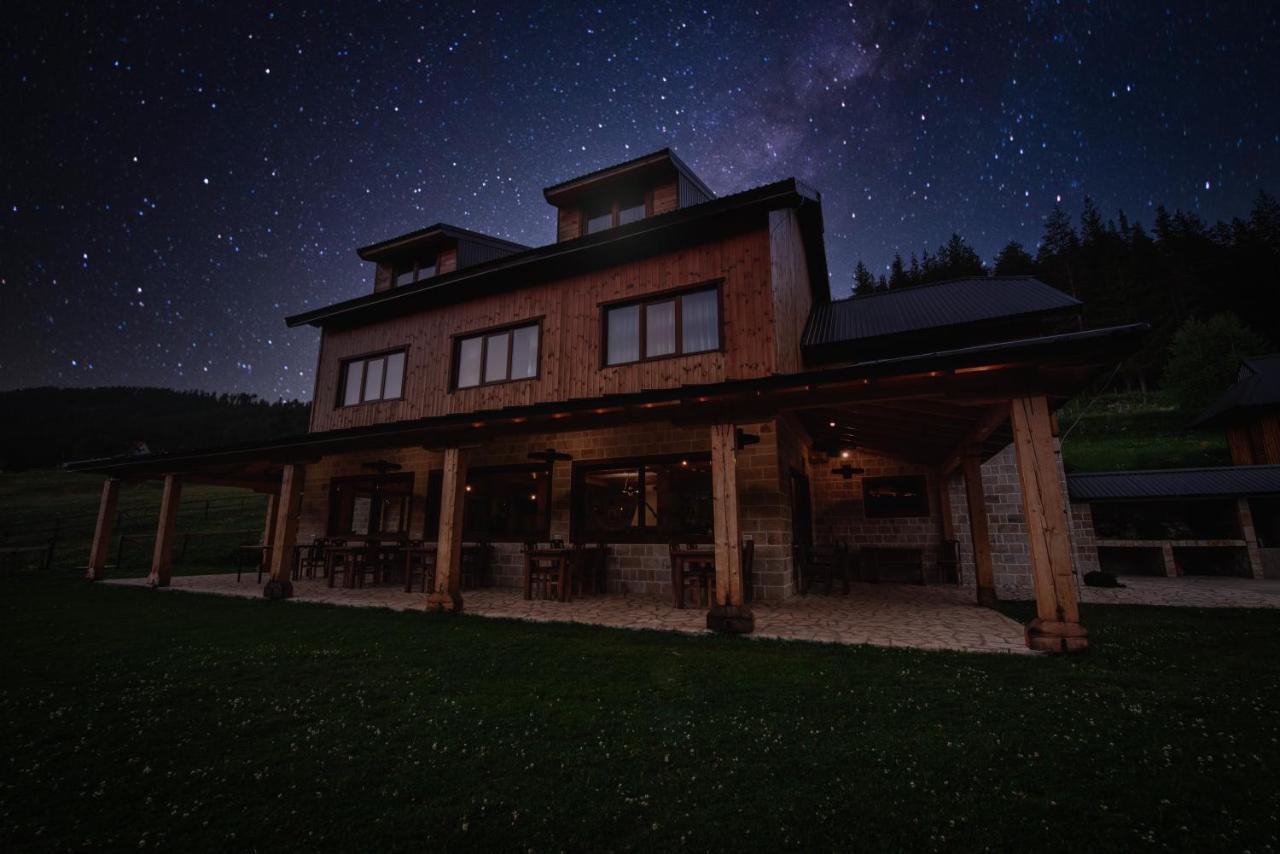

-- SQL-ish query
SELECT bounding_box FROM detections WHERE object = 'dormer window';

[583,191,647,235]
[393,257,438,287]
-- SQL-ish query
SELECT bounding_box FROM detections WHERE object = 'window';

[863,476,930,519]
[583,192,647,235]
[339,350,406,406]
[453,321,540,389]
[424,464,552,542]
[603,285,720,366]
[328,475,413,538]
[572,454,713,543]
[392,257,438,287]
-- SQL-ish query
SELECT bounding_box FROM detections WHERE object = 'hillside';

[0,387,310,471]
[1058,391,1229,472]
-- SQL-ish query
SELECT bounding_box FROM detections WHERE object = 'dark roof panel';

[1193,354,1280,427]
[803,277,1080,348]
[356,223,529,262]
[542,147,715,203]
[1067,465,1280,501]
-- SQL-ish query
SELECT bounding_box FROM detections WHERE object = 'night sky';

[4,1,1278,401]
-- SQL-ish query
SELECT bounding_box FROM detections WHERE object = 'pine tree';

[852,261,877,296]
[993,241,1036,276]
[888,253,908,289]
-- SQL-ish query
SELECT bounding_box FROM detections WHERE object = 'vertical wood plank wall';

[767,208,813,374]
[1228,417,1280,465]
[310,227,778,432]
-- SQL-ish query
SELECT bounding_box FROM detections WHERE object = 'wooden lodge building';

[73,148,1147,652]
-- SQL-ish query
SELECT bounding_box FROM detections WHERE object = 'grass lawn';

[1,577,1277,851]
[1058,391,1229,472]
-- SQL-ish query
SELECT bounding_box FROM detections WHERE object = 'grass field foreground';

[1,576,1277,851]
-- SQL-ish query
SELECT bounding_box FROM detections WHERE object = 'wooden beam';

[264,463,305,598]
[87,478,121,580]
[942,403,1013,474]
[148,475,182,588]
[706,423,753,633]
[960,456,997,607]
[427,447,468,612]
[1011,395,1088,652]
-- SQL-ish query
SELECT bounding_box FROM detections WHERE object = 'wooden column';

[148,475,182,588]
[1011,395,1088,652]
[261,492,280,575]
[936,472,956,542]
[706,423,753,633]
[960,455,998,607]
[426,447,468,613]
[263,464,305,599]
[86,478,121,580]
[1238,498,1266,579]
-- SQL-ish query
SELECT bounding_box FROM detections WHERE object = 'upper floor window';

[603,285,721,366]
[583,191,647,235]
[339,349,406,407]
[393,257,438,287]
[454,321,540,389]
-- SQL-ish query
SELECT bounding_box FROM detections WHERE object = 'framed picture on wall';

[863,475,930,518]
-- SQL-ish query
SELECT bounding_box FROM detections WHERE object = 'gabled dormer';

[357,223,529,294]
[543,148,715,243]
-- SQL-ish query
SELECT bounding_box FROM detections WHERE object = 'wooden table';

[670,548,715,608]
[523,547,574,601]
[325,543,369,588]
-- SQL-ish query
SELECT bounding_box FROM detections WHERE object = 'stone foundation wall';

[295,418,797,602]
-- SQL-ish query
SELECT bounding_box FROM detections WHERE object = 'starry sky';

[4,1,1278,400]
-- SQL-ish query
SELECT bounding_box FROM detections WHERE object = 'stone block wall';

[295,418,797,602]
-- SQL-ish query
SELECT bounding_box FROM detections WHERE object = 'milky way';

[3,1,1278,400]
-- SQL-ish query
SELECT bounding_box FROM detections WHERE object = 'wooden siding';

[373,263,394,293]
[437,247,458,275]
[309,227,776,432]
[652,180,678,216]
[767,208,814,374]
[557,208,581,243]
[1228,415,1280,465]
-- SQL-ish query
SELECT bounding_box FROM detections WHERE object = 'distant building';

[1194,354,1280,465]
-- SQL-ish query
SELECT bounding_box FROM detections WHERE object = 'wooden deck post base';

[706,604,754,634]
[425,591,463,613]
[975,587,999,609]
[263,579,294,600]
[1026,618,1089,653]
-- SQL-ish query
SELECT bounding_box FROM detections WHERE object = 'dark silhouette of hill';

[0,387,310,471]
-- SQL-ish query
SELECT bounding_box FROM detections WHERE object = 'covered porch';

[72,324,1143,653]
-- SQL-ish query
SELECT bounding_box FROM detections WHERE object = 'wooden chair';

[295,537,328,580]
[461,542,491,589]
[572,542,609,596]
[403,544,437,593]
[671,543,715,608]
[524,541,568,600]
[797,543,849,595]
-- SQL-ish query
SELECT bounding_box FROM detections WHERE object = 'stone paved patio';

[1077,575,1280,609]
[105,574,1034,655]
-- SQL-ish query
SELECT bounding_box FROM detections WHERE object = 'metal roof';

[1067,465,1280,501]
[355,223,529,262]
[542,147,715,201]
[802,277,1080,348]
[1193,354,1280,427]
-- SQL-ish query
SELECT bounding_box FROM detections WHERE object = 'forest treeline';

[851,192,1280,387]
[0,387,310,471]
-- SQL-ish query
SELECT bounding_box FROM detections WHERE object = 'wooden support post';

[87,478,121,580]
[960,455,998,607]
[427,447,468,613]
[1238,498,1265,580]
[936,472,956,543]
[263,464,305,599]
[261,492,279,575]
[148,475,182,588]
[1011,395,1088,653]
[706,423,753,633]
[1159,543,1179,577]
